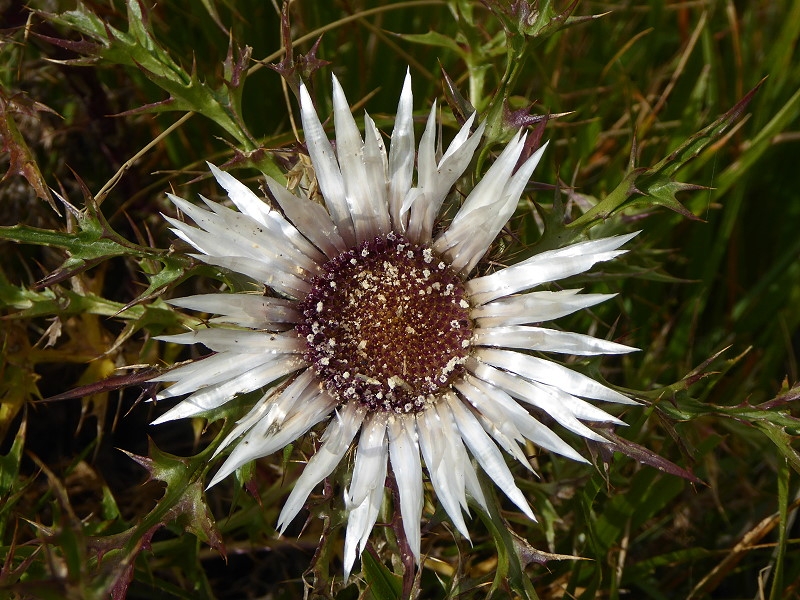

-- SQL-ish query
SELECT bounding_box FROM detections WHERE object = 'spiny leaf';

[120,440,225,557]
[568,80,765,229]
[440,64,475,125]
[39,369,159,404]
[593,427,703,484]
[649,79,766,179]
[758,382,800,411]
[484,0,597,43]
[513,531,590,567]
[38,0,262,152]
[0,90,58,213]
[0,206,190,298]
[629,176,708,221]
[268,2,330,101]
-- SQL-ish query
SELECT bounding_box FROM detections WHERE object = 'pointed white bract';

[388,69,415,230]
[151,69,639,576]
[406,107,485,244]
[434,135,549,274]
[167,294,299,329]
[388,415,424,559]
[300,84,356,247]
[344,415,389,577]
[277,403,365,533]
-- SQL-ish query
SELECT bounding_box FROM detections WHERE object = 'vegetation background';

[1,0,799,598]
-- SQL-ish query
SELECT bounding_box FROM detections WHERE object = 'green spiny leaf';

[39,0,264,153]
[568,80,765,230]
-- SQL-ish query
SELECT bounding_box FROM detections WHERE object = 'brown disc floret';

[298,234,473,413]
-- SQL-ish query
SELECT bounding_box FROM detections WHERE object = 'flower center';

[298,233,473,414]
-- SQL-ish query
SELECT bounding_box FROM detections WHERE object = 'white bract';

[152,69,638,577]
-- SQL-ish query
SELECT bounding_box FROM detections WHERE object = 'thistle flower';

[153,70,638,576]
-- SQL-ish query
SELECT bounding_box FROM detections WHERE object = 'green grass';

[1,1,799,598]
